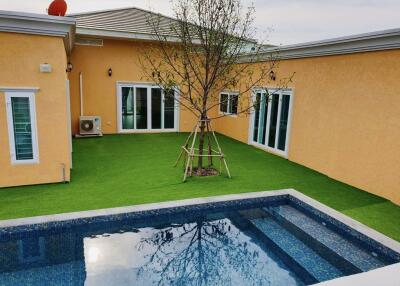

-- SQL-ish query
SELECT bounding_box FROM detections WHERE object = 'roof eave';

[76,27,200,44]
[0,10,76,55]
[239,27,400,62]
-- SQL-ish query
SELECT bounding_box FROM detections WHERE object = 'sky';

[1,0,399,45]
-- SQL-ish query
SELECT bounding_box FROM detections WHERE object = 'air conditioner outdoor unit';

[79,116,102,136]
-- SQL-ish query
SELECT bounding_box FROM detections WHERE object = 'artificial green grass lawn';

[0,133,399,241]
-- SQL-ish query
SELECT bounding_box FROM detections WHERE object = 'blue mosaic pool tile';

[0,195,288,241]
[267,205,386,272]
[287,196,400,263]
[0,193,399,286]
[250,216,343,283]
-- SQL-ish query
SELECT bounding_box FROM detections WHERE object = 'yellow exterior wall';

[70,39,400,204]
[214,49,400,205]
[69,39,197,135]
[1,32,398,205]
[0,32,71,187]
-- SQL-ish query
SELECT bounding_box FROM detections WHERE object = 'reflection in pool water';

[0,212,302,286]
[2,199,396,286]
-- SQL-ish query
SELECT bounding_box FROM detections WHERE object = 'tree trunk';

[197,117,206,174]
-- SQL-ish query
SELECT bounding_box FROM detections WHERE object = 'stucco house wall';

[0,32,71,187]
[68,39,198,135]
[215,49,400,205]
[0,9,398,206]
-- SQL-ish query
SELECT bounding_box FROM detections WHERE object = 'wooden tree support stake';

[175,119,231,182]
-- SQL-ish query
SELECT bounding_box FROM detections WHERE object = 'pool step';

[265,205,386,273]
[230,211,343,284]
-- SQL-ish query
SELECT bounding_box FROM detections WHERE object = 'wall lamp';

[269,70,276,81]
[66,62,73,72]
[108,68,113,77]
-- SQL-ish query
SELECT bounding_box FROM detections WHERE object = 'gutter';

[239,27,400,62]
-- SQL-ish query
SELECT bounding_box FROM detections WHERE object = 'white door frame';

[116,82,179,133]
[249,88,294,158]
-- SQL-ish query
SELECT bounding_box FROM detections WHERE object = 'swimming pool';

[0,190,399,286]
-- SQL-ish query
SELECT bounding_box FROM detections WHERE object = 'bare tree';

[136,216,273,285]
[140,0,292,176]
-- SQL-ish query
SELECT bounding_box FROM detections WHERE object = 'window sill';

[0,87,40,93]
[219,111,238,118]
[11,159,40,166]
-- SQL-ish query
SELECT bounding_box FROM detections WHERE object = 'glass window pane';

[164,89,175,129]
[252,93,261,142]
[136,88,148,129]
[268,94,279,148]
[121,87,134,129]
[229,94,238,114]
[220,94,228,113]
[151,88,162,129]
[11,97,33,160]
[278,94,291,151]
[259,94,268,145]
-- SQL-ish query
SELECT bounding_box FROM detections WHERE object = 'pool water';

[0,197,399,286]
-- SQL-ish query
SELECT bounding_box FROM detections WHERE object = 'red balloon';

[48,0,68,16]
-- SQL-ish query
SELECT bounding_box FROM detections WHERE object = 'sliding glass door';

[251,89,293,157]
[151,88,162,129]
[136,87,148,129]
[252,92,269,145]
[164,90,176,129]
[121,87,134,130]
[118,84,178,132]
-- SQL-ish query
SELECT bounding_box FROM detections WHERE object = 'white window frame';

[249,88,294,158]
[219,92,239,116]
[5,91,39,165]
[116,82,180,133]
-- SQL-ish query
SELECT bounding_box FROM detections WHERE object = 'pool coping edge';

[0,188,399,254]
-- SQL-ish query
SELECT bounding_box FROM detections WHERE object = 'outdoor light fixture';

[269,70,276,81]
[66,62,73,72]
[108,68,113,77]
[152,71,161,78]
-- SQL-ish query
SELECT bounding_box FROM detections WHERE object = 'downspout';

[61,163,67,183]
[79,72,84,116]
